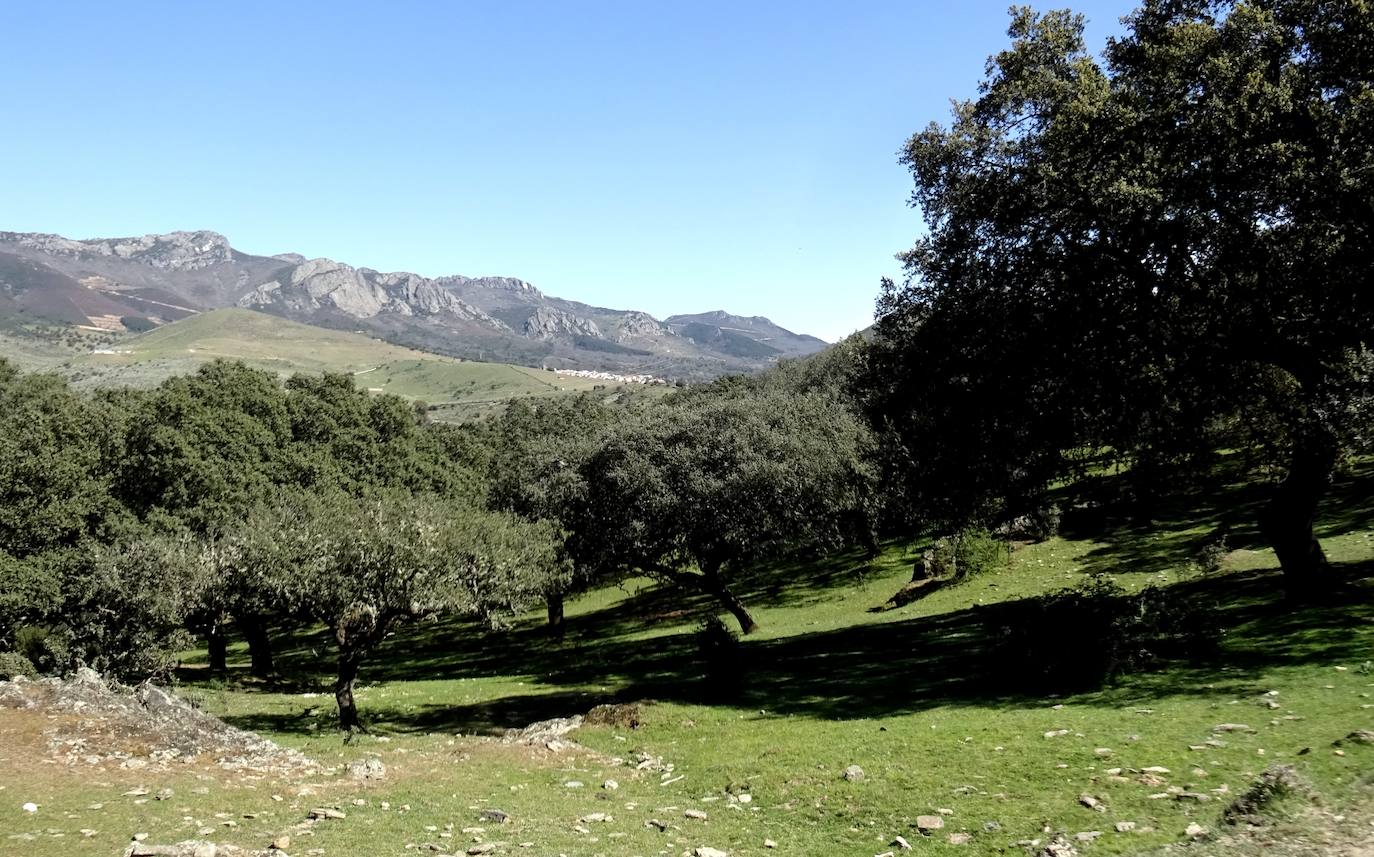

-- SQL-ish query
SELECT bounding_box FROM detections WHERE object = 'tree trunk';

[546,591,566,639]
[238,617,274,679]
[335,650,365,733]
[206,624,227,674]
[700,565,759,635]
[1259,430,1339,595]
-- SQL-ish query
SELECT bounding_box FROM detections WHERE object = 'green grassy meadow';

[28,308,641,419]
[4,465,1374,856]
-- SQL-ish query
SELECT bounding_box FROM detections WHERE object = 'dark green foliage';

[575,387,877,632]
[989,576,1222,691]
[871,1,1374,586]
[119,316,157,333]
[248,489,560,729]
[117,361,293,534]
[928,527,1008,583]
[12,625,67,675]
[41,536,199,679]
[0,367,124,556]
[0,651,35,678]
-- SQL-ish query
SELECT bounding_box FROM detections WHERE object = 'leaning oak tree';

[259,490,557,731]
[873,1,1373,590]
[575,388,876,633]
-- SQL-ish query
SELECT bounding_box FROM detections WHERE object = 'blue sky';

[2,1,1133,341]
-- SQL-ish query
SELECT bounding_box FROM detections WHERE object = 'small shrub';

[14,625,68,674]
[1026,503,1062,541]
[929,527,1010,583]
[1194,533,1229,573]
[1223,764,1310,826]
[0,651,36,679]
[695,616,744,696]
[988,576,1222,691]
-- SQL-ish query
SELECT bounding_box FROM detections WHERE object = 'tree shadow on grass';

[218,558,1374,737]
[1063,459,1373,577]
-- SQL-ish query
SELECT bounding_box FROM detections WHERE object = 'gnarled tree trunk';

[206,624,227,674]
[699,563,759,635]
[238,616,274,679]
[335,649,365,733]
[546,591,566,639]
[1259,429,1339,596]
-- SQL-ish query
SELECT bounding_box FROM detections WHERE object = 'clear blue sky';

[2,1,1133,341]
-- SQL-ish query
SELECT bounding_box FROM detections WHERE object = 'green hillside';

[69,308,624,419]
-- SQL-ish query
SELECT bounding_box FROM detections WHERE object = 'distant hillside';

[664,310,828,360]
[65,308,642,421]
[0,229,828,380]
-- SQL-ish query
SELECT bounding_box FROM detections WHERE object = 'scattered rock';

[1186,822,1207,838]
[602,779,619,791]
[579,812,613,823]
[306,807,345,820]
[503,716,584,747]
[479,809,510,824]
[1074,831,1102,842]
[892,834,912,849]
[0,674,316,777]
[948,832,972,844]
[1114,821,1136,833]
[1036,835,1078,856]
[685,809,709,820]
[346,757,386,780]
[1078,794,1105,813]
[843,764,865,782]
[1044,729,1071,738]
[764,838,777,848]
[1334,730,1374,746]
[916,815,944,833]
[1213,724,1252,733]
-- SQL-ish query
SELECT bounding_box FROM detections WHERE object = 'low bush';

[1194,532,1229,573]
[14,624,68,675]
[988,576,1222,691]
[1223,764,1311,826]
[0,651,36,679]
[928,526,1009,583]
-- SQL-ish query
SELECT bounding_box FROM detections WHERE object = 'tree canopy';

[870,0,1374,588]
[575,387,876,632]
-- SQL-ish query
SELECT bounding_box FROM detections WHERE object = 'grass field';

[37,308,638,420]
[4,465,1374,856]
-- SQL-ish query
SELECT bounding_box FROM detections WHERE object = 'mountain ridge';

[0,229,826,379]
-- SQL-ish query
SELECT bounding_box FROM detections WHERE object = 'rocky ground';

[0,669,317,780]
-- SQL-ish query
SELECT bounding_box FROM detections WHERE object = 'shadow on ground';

[199,463,1374,737]
[212,559,1374,737]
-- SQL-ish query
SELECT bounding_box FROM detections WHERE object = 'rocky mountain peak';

[241,257,507,328]
[0,230,235,271]
[524,306,602,341]
[440,275,543,299]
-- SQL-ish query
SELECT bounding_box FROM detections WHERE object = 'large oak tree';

[873,1,1373,590]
